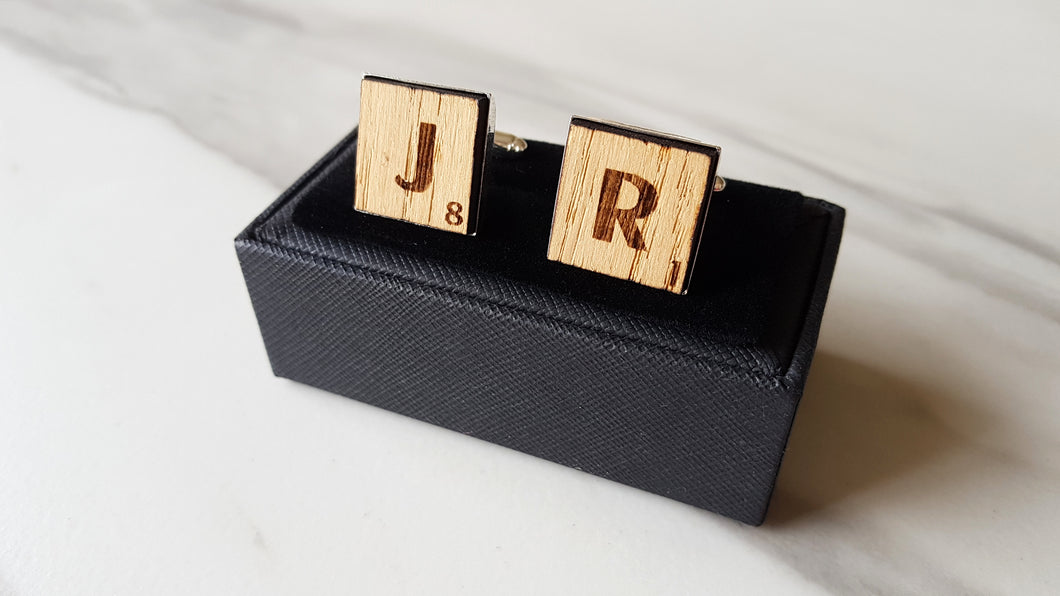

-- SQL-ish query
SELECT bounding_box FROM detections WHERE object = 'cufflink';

[354,75,494,235]
[547,117,722,294]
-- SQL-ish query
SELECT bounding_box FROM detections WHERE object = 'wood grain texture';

[547,118,719,293]
[355,76,491,234]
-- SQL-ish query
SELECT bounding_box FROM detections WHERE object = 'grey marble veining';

[1,1,1058,594]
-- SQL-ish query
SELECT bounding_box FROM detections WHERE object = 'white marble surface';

[1,1,1058,594]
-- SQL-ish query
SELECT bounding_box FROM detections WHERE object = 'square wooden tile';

[547,118,720,294]
[355,76,493,235]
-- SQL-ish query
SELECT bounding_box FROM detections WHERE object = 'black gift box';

[236,128,844,525]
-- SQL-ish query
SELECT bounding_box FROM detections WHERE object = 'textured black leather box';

[236,128,844,525]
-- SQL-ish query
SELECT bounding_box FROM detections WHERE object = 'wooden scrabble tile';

[547,118,720,294]
[355,76,493,235]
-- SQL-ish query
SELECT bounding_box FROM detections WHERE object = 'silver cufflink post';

[494,131,528,153]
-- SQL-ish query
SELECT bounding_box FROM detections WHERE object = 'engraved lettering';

[667,260,681,289]
[395,122,437,192]
[592,168,658,250]
[445,201,464,226]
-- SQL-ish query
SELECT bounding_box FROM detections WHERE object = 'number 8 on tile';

[354,75,494,235]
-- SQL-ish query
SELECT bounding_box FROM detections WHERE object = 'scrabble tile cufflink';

[547,118,721,294]
[354,76,723,294]
[355,75,494,235]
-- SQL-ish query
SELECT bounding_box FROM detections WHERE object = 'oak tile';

[547,118,720,294]
[355,76,492,234]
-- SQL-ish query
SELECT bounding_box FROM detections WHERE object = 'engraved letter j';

[395,122,437,193]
